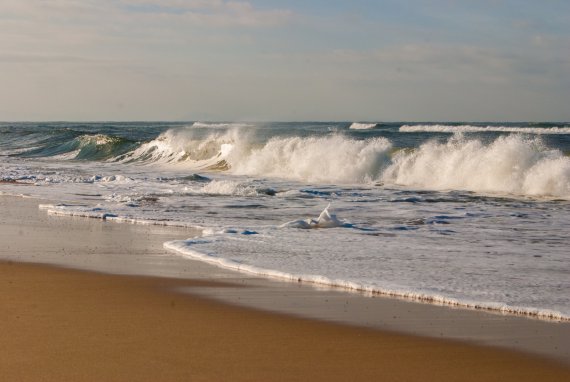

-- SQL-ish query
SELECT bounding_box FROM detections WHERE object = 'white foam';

[349,122,377,130]
[164,239,569,321]
[118,128,393,184]
[383,134,570,198]
[78,134,121,145]
[118,127,241,167]
[194,180,261,197]
[400,124,570,134]
[280,204,348,229]
[39,204,207,230]
[192,122,251,129]
[229,135,392,183]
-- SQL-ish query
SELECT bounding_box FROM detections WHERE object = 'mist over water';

[1,121,569,320]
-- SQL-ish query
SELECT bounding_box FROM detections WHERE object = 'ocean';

[1,121,569,320]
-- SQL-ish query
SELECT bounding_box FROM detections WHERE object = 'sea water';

[1,121,569,320]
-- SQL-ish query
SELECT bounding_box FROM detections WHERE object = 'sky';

[1,0,569,122]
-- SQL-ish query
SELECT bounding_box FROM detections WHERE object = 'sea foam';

[120,127,393,184]
[229,135,392,183]
[119,127,240,168]
[383,134,570,198]
[400,124,570,134]
[349,122,377,130]
[192,122,251,129]
[164,236,569,321]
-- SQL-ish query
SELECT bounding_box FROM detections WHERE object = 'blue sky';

[1,0,569,121]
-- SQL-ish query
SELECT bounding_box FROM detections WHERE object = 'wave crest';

[20,133,133,161]
[192,122,251,129]
[349,122,377,130]
[120,127,393,183]
[118,128,240,168]
[383,134,570,198]
[229,135,392,183]
[400,124,570,134]
[115,127,570,197]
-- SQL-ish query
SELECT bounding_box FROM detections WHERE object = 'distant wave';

[400,124,570,134]
[349,122,377,130]
[19,134,136,161]
[192,122,251,129]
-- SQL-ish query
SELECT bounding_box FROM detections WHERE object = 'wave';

[18,133,136,161]
[119,127,393,183]
[191,122,251,129]
[15,125,567,198]
[116,128,570,197]
[400,124,570,134]
[229,135,392,183]
[117,128,239,168]
[349,122,377,130]
[383,134,570,198]
[164,238,568,321]
[38,204,207,229]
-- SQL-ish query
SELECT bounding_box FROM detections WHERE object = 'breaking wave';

[191,121,251,129]
[349,122,377,130]
[383,134,570,198]
[229,135,392,183]
[119,127,393,183]
[115,128,570,197]
[7,124,570,198]
[400,124,570,134]
[117,128,240,169]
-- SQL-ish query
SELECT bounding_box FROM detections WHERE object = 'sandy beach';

[1,194,569,380]
[2,260,569,382]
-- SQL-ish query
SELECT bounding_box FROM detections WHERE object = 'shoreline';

[1,194,570,374]
[20,193,570,323]
[164,239,569,322]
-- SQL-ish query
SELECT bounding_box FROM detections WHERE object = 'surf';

[383,134,570,198]
[400,124,570,134]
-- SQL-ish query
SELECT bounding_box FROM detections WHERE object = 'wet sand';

[2,261,569,381]
[1,195,569,380]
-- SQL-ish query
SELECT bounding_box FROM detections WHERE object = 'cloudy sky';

[1,0,569,121]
